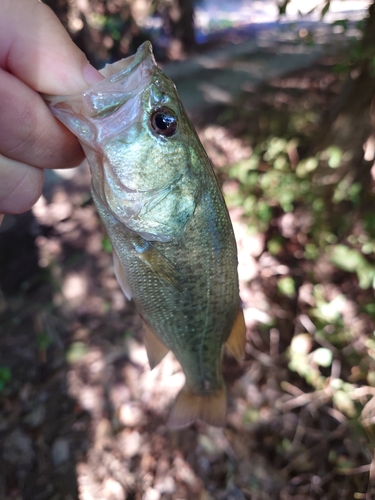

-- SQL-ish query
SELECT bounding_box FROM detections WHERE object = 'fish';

[47,41,245,428]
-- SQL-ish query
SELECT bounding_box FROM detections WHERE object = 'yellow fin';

[168,384,227,429]
[225,308,246,363]
[142,320,169,370]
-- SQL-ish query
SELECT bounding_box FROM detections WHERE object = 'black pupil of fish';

[151,108,178,136]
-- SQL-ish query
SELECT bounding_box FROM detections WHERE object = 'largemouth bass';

[47,42,245,428]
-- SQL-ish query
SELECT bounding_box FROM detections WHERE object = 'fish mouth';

[83,42,157,119]
[99,41,156,81]
[44,42,157,120]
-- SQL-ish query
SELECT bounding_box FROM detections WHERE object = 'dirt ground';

[1,57,374,500]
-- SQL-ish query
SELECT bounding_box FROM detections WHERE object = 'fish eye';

[150,107,178,137]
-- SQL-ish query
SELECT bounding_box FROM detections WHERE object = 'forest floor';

[1,34,375,500]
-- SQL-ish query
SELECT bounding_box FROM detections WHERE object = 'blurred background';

[1,0,375,498]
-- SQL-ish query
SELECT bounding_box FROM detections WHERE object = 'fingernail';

[83,63,104,85]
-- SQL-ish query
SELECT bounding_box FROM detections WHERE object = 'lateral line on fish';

[198,243,211,389]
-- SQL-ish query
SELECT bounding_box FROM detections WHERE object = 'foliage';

[44,0,196,66]
[0,366,11,392]
[219,41,375,495]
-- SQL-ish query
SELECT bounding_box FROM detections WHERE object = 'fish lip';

[42,41,157,110]
[83,42,156,119]
[99,41,156,81]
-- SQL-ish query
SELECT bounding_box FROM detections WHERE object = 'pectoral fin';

[142,320,169,369]
[168,384,227,429]
[133,239,182,291]
[225,308,246,363]
[113,250,132,300]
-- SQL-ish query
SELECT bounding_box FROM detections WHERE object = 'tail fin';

[168,384,227,429]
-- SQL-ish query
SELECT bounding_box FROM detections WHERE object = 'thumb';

[0,0,103,95]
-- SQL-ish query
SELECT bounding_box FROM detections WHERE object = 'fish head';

[48,42,202,242]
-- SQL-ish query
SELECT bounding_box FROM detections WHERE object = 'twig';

[335,464,371,475]
[282,388,331,412]
[270,328,280,358]
[323,405,348,425]
[281,424,347,475]
[288,407,309,456]
[367,453,375,500]
[245,344,273,367]
[281,381,305,397]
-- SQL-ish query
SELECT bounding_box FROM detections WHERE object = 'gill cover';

[47,42,198,242]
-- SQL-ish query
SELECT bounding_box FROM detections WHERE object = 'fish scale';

[105,187,238,392]
[47,41,245,428]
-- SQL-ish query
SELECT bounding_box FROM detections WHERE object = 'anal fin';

[168,384,227,429]
[225,308,246,363]
[142,320,169,370]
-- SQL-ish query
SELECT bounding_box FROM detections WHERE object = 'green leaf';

[348,182,361,206]
[330,245,366,273]
[314,294,345,323]
[290,334,312,355]
[333,389,356,418]
[66,342,89,364]
[268,237,283,255]
[296,157,318,177]
[278,0,291,15]
[304,243,319,260]
[278,276,296,297]
[257,200,272,223]
[312,347,332,367]
[329,244,375,289]
[321,1,331,18]
[327,146,342,168]
[0,366,11,392]
[364,303,375,316]
[36,332,53,350]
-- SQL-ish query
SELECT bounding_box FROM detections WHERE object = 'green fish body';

[48,42,245,428]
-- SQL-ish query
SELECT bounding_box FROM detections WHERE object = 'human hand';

[0,0,103,220]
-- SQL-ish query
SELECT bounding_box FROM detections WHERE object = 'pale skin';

[0,0,103,222]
